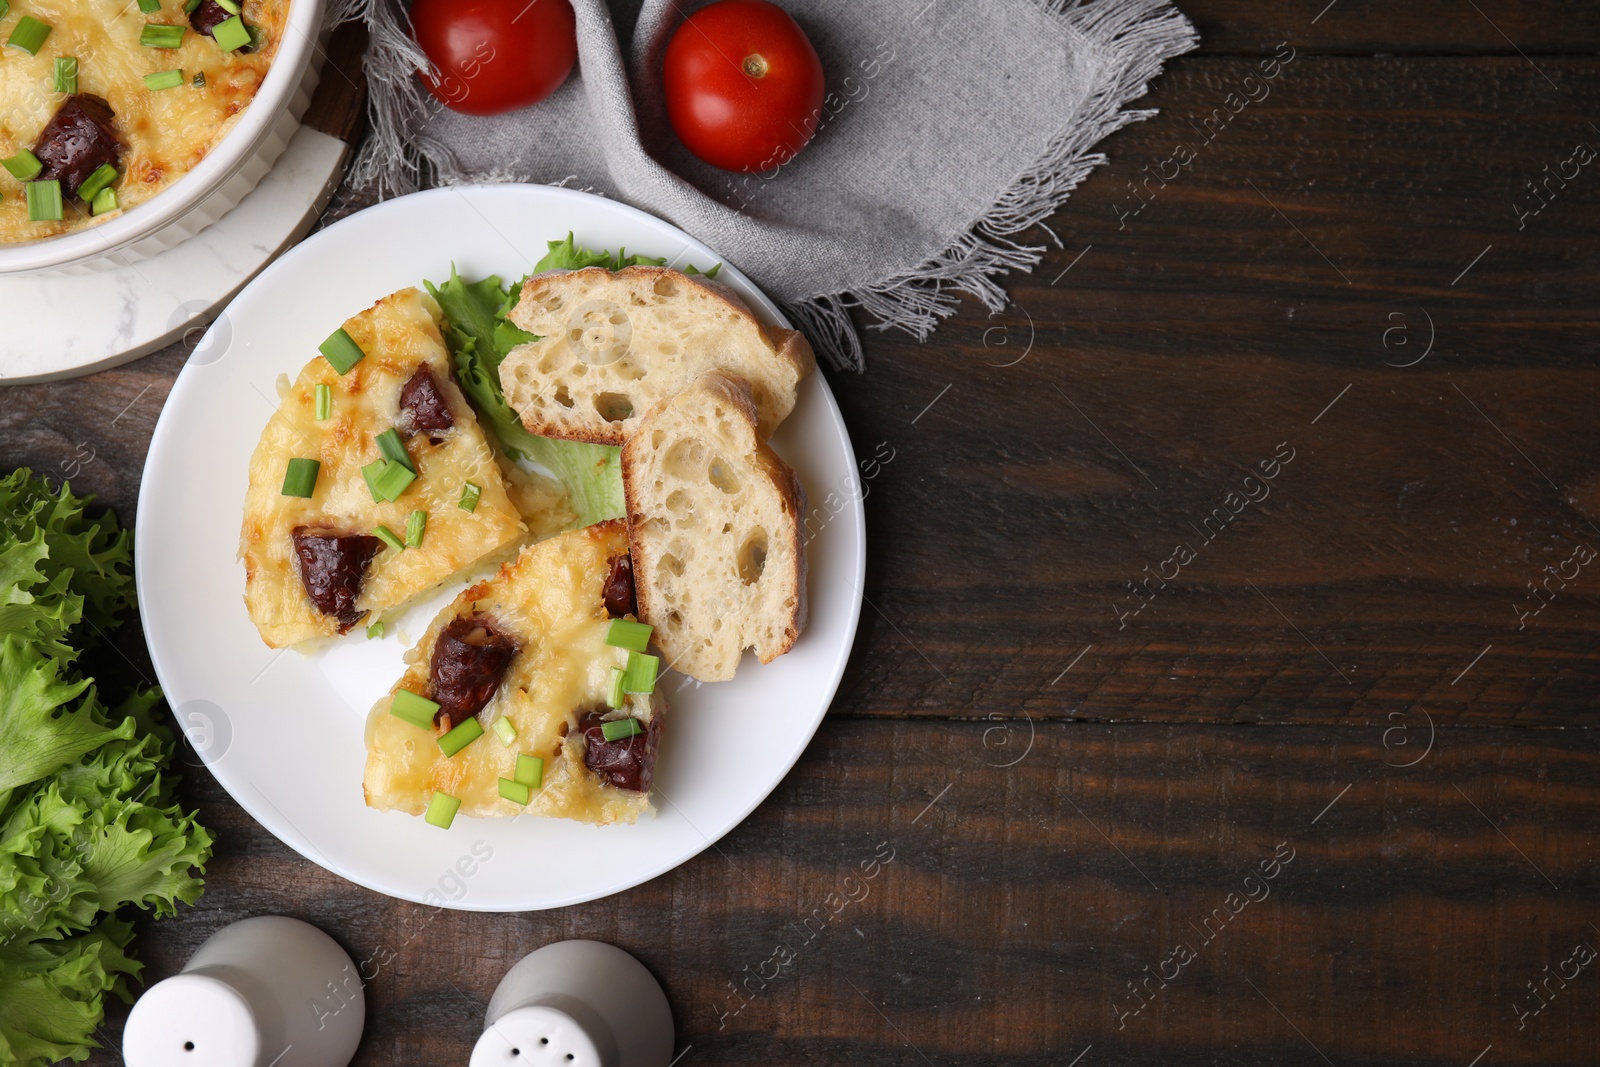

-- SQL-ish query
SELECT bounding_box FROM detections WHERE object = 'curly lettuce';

[0,470,212,1067]
[531,231,720,278]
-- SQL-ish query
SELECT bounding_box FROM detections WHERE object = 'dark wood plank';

[1184,0,1600,55]
[827,55,1600,727]
[82,721,1600,1066]
[0,347,186,521]
[302,21,368,144]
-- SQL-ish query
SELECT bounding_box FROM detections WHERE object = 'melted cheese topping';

[0,0,288,243]
[240,287,527,648]
[363,520,663,826]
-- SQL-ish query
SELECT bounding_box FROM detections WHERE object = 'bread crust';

[770,464,809,660]
[771,326,817,383]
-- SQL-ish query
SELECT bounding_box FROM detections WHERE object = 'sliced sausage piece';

[291,527,383,630]
[188,0,254,49]
[187,0,231,34]
[429,615,517,728]
[602,554,636,618]
[33,95,123,199]
[579,705,663,793]
[398,367,454,433]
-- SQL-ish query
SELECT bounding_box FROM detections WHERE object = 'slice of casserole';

[363,520,666,827]
[240,287,525,647]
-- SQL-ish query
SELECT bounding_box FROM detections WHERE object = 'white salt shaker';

[471,941,673,1067]
[123,915,365,1067]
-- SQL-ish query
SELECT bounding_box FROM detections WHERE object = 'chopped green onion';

[515,754,544,789]
[139,23,186,48]
[375,427,415,473]
[2,149,43,181]
[492,716,517,745]
[91,187,117,215]
[361,459,415,503]
[183,0,202,12]
[366,620,385,640]
[371,460,416,502]
[8,16,52,55]
[405,509,427,548]
[245,23,264,49]
[24,180,61,222]
[314,383,332,420]
[214,0,240,11]
[211,14,250,51]
[437,716,484,757]
[424,791,460,829]
[459,482,481,512]
[280,457,319,498]
[76,163,117,203]
[605,618,653,653]
[360,459,387,502]
[390,688,439,729]
[606,666,625,709]
[0,1,9,19]
[319,327,365,373]
[192,70,205,87]
[601,717,645,742]
[53,56,77,94]
[497,778,531,806]
[144,68,183,90]
[137,0,162,11]
[373,524,404,552]
[622,650,659,694]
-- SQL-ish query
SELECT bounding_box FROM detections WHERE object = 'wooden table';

[5,2,1599,1062]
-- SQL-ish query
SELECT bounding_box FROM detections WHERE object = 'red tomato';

[662,0,825,173]
[411,0,577,117]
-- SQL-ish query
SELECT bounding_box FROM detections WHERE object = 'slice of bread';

[622,371,808,682]
[501,266,815,445]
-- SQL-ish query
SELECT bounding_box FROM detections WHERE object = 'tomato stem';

[741,52,768,78]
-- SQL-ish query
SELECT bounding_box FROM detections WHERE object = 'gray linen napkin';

[332,0,1196,368]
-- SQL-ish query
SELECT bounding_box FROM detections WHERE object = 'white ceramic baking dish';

[0,0,326,276]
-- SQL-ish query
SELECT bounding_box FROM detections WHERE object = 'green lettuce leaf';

[532,232,666,272]
[0,534,80,663]
[0,471,133,636]
[0,920,139,1064]
[0,783,102,944]
[0,637,129,795]
[76,797,211,918]
[532,231,719,277]
[493,319,537,356]
[0,470,211,1066]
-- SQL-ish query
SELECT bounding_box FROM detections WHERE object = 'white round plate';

[136,184,865,911]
